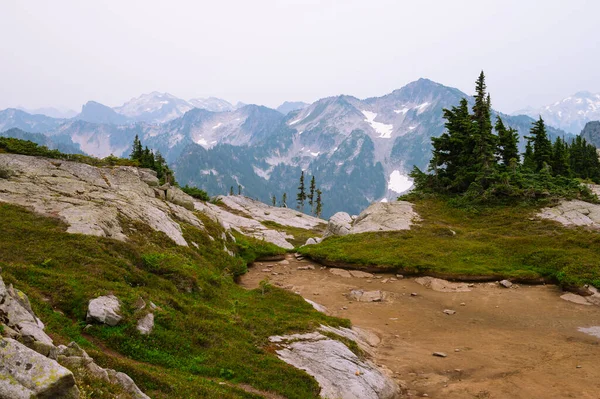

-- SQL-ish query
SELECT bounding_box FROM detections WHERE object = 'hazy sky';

[1,0,598,113]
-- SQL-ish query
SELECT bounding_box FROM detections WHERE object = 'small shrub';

[180,185,210,201]
[0,166,12,179]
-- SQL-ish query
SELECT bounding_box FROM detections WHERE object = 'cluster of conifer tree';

[411,72,600,201]
[130,135,175,185]
[270,172,323,217]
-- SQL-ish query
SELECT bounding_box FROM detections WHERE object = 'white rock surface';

[538,200,600,229]
[87,295,122,326]
[329,268,352,278]
[269,330,400,399]
[351,201,419,234]
[218,195,326,230]
[324,212,353,237]
[304,298,328,314]
[0,154,203,246]
[194,199,296,249]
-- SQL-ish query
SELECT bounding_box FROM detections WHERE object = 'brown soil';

[241,255,600,399]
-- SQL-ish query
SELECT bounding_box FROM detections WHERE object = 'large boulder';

[0,337,80,399]
[351,201,418,234]
[86,295,122,326]
[324,212,353,237]
[269,331,400,399]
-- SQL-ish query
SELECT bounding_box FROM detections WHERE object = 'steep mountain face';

[0,108,64,133]
[581,121,600,148]
[76,101,131,125]
[114,92,194,123]
[276,101,310,115]
[515,91,600,134]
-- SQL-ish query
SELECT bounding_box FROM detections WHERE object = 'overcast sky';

[1,0,598,113]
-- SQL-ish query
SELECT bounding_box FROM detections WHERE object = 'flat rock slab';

[349,270,374,278]
[578,326,600,339]
[270,332,400,399]
[538,200,600,229]
[561,293,593,306]
[329,268,352,278]
[415,277,472,293]
[349,290,384,302]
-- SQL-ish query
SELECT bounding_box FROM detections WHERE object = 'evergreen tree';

[297,171,306,211]
[530,117,552,172]
[130,135,143,161]
[522,139,535,171]
[315,189,323,218]
[271,195,276,206]
[238,184,242,195]
[430,98,477,191]
[308,175,316,214]
[471,71,497,182]
[229,186,234,196]
[551,137,570,177]
[282,192,287,208]
[495,116,519,166]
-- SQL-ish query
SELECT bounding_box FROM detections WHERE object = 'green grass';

[298,197,600,288]
[260,220,327,248]
[0,203,349,398]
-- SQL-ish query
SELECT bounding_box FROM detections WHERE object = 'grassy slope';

[298,198,600,288]
[0,203,348,399]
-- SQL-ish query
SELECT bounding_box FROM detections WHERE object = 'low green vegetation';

[0,136,137,168]
[181,184,210,201]
[298,197,600,287]
[0,202,348,398]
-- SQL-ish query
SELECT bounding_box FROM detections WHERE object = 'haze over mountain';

[276,101,310,115]
[515,91,600,134]
[17,106,77,119]
[0,78,572,217]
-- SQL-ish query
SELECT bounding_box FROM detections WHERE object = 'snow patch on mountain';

[361,110,393,139]
[388,170,413,194]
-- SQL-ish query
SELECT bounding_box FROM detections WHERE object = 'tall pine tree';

[495,116,519,167]
[315,189,323,218]
[297,171,306,211]
[308,176,316,214]
[530,117,552,172]
[551,137,570,177]
[471,72,497,183]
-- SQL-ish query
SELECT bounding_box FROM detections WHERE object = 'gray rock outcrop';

[0,273,150,399]
[0,338,80,399]
[0,154,202,246]
[86,295,122,326]
[0,276,53,345]
[350,201,419,234]
[269,327,400,399]
[324,212,353,237]
[348,290,385,302]
[414,276,471,293]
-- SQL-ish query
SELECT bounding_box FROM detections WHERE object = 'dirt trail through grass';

[241,254,600,399]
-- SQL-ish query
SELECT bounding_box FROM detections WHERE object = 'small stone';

[467,283,474,287]
[454,349,460,352]
[411,292,418,297]
[262,268,272,272]
[433,352,448,358]
[382,279,390,284]
[460,302,466,306]
[297,265,315,270]
[375,276,383,279]
[443,309,456,315]
[499,280,513,288]
[390,278,397,281]
[396,274,404,279]
[342,306,348,310]
[454,368,462,372]
[576,365,582,368]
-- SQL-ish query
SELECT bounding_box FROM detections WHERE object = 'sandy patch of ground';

[240,255,600,399]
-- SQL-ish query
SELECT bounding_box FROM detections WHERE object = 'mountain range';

[1,79,591,217]
[514,91,600,135]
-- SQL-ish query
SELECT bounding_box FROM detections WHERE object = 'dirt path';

[240,254,600,399]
